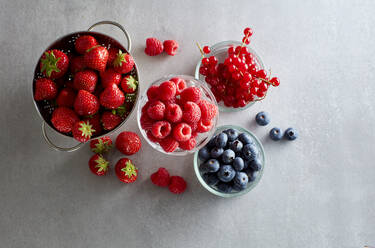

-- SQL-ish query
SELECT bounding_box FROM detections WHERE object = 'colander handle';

[87,20,132,52]
[41,122,84,152]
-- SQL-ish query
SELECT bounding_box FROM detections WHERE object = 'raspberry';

[197,99,218,121]
[180,87,201,103]
[197,119,214,133]
[172,122,192,142]
[168,176,187,194]
[116,131,142,155]
[147,100,165,120]
[140,113,155,131]
[190,121,198,132]
[142,101,152,114]
[170,77,186,95]
[146,130,161,143]
[151,121,172,139]
[191,131,198,138]
[165,103,182,123]
[158,81,176,101]
[179,137,196,151]
[182,101,201,124]
[145,37,163,56]
[163,40,179,56]
[150,167,170,187]
[159,136,179,153]
[147,85,159,101]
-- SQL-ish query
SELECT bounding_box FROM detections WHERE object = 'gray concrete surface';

[1,0,374,247]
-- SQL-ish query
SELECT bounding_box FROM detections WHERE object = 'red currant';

[228,64,236,73]
[242,72,251,82]
[240,46,249,55]
[203,46,211,54]
[238,99,247,107]
[250,87,257,95]
[249,64,258,75]
[259,82,268,91]
[232,72,241,80]
[224,57,232,66]
[244,27,253,37]
[257,69,267,79]
[199,66,208,76]
[270,77,280,86]
[242,37,250,45]
[202,57,209,66]
[228,46,235,55]
[256,89,265,97]
[235,46,241,54]
[240,80,250,90]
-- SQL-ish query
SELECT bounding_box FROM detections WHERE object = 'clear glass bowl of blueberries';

[194,125,265,197]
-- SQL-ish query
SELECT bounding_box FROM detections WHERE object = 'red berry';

[228,64,236,73]
[159,81,177,101]
[83,46,109,72]
[146,130,161,143]
[202,57,210,65]
[100,68,121,88]
[159,136,179,153]
[147,85,160,101]
[115,158,138,183]
[197,119,214,133]
[244,27,253,37]
[73,69,98,93]
[180,86,202,103]
[140,113,155,131]
[74,90,100,116]
[75,35,98,54]
[116,131,142,155]
[70,56,86,73]
[170,77,186,95]
[179,137,196,150]
[203,46,211,54]
[182,101,201,124]
[197,99,218,121]
[150,168,170,187]
[256,89,265,97]
[107,47,119,66]
[88,154,109,176]
[227,46,235,55]
[249,64,258,75]
[163,40,179,56]
[209,56,218,66]
[238,99,247,107]
[99,84,125,109]
[165,103,183,123]
[90,136,112,154]
[120,75,138,93]
[40,50,69,79]
[84,114,102,136]
[242,37,250,45]
[101,111,121,130]
[259,82,268,91]
[270,77,280,86]
[113,51,135,74]
[34,78,58,101]
[232,72,241,80]
[56,88,76,107]
[72,120,95,143]
[147,100,165,120]
[257,69,267,79]
[145,37,163,56]
[168,176,187,194]
[151,121,172,139]
[51,107,79,133]
[173,122,192,142]
[235,46,241,54]
[199,66,208,76]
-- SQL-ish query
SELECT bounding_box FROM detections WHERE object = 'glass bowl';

[193,125,265,197]
[194,40,265,112]
[137,75,219,156]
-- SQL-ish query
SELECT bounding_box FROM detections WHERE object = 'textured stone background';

[0,0,374,247]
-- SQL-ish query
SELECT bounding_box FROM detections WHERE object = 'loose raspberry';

[168,176,187,194]
[151,121,172,139]
[165,103,182,123]
[179,137,196,151]
[182,101,201,124]
[147,85,160,101]
[172,122,192,142]
[170,77,186,95]
[146,130,161,143]
[180,87,201,103]
[116,131,142,155]
[159,136,179,153]
[145,37,163,56]
[56,88,76,107]
[158,81,176,101]
[197,99,218,121]
[147,100,165,120]
[163,40,179,56]
[150,167,170,187]
[140,113,155,131]
[197,119,214,133]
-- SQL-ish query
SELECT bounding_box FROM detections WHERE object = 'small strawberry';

[113,50,135,74]
[40,49,69,79]
[72,120,95,143]
[115,131,141,155]
[144,38,163,56]
[51,107,79,133]
[83,114,102,136]
[83,45,109,72]
[34,78,58,101]
[88,154,109,176]
[100,68,121,88]
[73,69,98,93]
[75,35,98,54]
[90,136,112,154]
[69,56,86,73]
[115,158,138,183]
[107,47,119,66]
[99,84,125,109]
[56,88,76,107]
[120,75,138,93]
[101,111,122,130]
[74,90,100,116]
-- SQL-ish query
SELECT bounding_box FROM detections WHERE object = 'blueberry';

[249,158,262,171]
[222,149,235,164]
[233,157,244,171]
[217,165,236,182]
[242,144,259,161]
[203,173,220,186]
[198,147,210,161]
[284,127,298,140]
[206,136,217,149]
[244,168,258,182]
[229,140,243,153]
[238,133,254,145]
[234,172,248,189]
[217,182,232,193]
[210,147,224,159]
[269,127,283,141]
[233,183,247,191]
[223,128,239,142]
[215,132,228,148]
[203,159,220,172]
[255,111,270,126]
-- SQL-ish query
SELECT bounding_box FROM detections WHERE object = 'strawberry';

[75,35,98,54]
[83,114,103,136]
[34,78,57,101]
[69,56,86,73]
[73,69,98,93]
[88,154,109,176]
[107,47,119,66]
[101,111,122,130]
[83,45,109,72]
[113,50,135,74]
[74,90,100,116]
[56,88,76,107]
[90,136,112,154]
[100,68,121,88]
[72,120,95,143]
[120,75,138,93]
[51,107,79,133]
[115,158,138,183]
[99,84,125,109]
[115,131,141,155]
[40,49,69,79]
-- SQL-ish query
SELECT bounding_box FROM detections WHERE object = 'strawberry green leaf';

[41,51,61,77]
[78,121,95,138]
[94,155,109,172]
[113,50,128,67]
[121,160,137,178]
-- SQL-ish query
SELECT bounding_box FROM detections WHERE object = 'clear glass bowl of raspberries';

[193,125,265,197]
[195,40,265,112]
[137,75,219,156]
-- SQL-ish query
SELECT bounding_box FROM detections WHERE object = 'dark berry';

[215,132,228,148]
[233,157,245,171]
[217,165,236,182]
[238,133,254,145]
[223,128,239,141]
[210,147,224,159]
[249,158,262,171]
[242,144,258,161]
[233,172,248,190]
[284,127,298,141]
[203,173,219,186]
[269,127,283,141]
[255,111,270,126]
[198,147,210,161]
[229,140,243,153]
[217,182,232,193]
[222,149,235,164]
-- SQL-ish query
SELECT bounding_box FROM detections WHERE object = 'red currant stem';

[237,33,250,56]
[196,42,205,58]
[256,77,277,87]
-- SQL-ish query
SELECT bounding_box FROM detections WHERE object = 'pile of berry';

[33,33,138,142]
[140,77,218,153]
[144,37,179,56]
[198,128,263,193]
[150,167,187,194]
[198,27,280,108]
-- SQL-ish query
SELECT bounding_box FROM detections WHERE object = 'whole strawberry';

[72,120,95,142]
[74,90,100,116]
[40,49,69,79]
[120,75,138,93]
[113,50,135,74]
[99,84,125,109]
[83,114,102,136]
[115,131,141,155]
[83,45,109,72]
[56,88,76,107]
[144,38,163,56]
[100,68,121,88]
[101,111,122,130]
[90,136,113,154]
[150,167,170,187]
[75,35,98,54]
[107,47,119,66]
[51,107,79,133]
[34,78,57,101]
[88,154,109,176]
[73,69,97,93]
[115,158,138,183]
[69,56,86,73]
